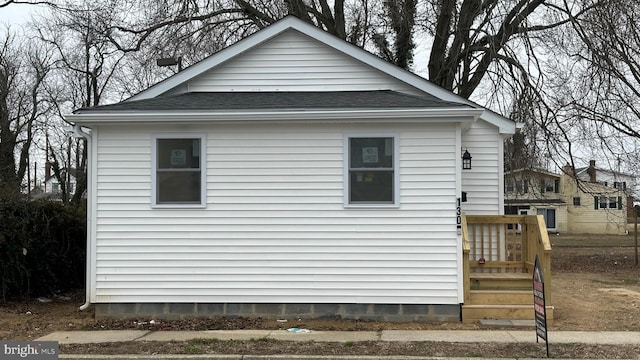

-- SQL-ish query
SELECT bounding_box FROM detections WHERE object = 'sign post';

[533,255,550,357]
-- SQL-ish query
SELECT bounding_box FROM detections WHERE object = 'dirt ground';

[1,237,639,341]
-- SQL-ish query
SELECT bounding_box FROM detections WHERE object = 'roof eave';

[66,108,483,125]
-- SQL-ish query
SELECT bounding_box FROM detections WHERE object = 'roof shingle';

[75,90,470,113]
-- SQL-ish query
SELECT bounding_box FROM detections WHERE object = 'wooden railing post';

[536,215,553,305]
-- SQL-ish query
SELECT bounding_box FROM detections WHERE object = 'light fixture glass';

[462,149,472,170]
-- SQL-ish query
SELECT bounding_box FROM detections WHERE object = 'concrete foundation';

[95,303,461,322]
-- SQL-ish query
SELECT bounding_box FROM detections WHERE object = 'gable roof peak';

[123,15,515,134]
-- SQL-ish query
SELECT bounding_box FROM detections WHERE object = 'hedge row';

[0,200,86,301]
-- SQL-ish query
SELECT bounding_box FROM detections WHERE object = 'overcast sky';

[0,3,40,27]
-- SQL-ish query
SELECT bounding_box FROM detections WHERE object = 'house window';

[52,183,60,193]
[598,196,608,209]
[595,196,622,210]
[573,197,581,206]
[505,180,527,193]
[346,136,397,206]
[505,180,515,193]
[540,179,558,193]
[614,182,627,191]
[516,180,528,193]
[153,135,205,207]
[545,180,555,193]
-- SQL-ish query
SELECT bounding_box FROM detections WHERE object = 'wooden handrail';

[465,215,527,224]
[462,214,552,305]
[529,215,552,304]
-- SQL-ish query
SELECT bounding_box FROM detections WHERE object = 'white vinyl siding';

[461,121,503,215]
[186,30,421,94]
[92,123,460,305]
[567,199,626,234]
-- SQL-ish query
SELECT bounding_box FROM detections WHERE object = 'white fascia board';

[66,108,483,125]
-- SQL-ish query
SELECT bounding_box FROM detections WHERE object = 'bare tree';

[22,0,630,180]
[100,0,593,105]
[0,31,52,198]
[0,0,59,8]
[371,0,416,70]
[33,1,128,205]
[99,0,417,70]
[540,0,640,176]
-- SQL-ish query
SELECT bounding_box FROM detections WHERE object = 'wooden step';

[469,290,533,305]
[462,304,554,323]
[470,272,532,290]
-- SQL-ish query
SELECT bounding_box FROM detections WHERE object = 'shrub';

[0,200,86,301]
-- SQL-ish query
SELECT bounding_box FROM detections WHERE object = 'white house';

[66,16,517,321]
[43,170,77,197]
[575,160,635,196]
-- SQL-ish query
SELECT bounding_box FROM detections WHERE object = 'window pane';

[599,196,607,209]
[537,208,556,228]
[546,209,556,228]
[544,180,554,192]
[350,138,393,168]
[350,170,393,203]
[157,139,200,169]
[157,171,201,203]
[505,181,515,192]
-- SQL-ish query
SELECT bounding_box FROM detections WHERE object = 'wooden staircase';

[462,272,554,323]
[461,215,553,323]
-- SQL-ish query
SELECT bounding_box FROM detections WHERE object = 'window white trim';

[151,133,206,208]
[597,196,619,210]
[343,133,400,208]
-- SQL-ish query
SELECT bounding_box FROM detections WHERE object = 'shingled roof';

[75,90,470,113]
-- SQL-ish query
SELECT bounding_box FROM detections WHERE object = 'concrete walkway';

[34,329,640,360]
[36,329,640,345]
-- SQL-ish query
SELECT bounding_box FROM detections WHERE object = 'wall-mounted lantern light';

[462,149,472,170]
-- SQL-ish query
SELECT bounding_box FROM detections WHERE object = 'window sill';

[344,203,399,209]
[152,203,207,209]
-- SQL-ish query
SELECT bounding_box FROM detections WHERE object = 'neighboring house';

[504,168,567,233]
[66,16,517,321]
[31,163,78,201]
[43,171,77,197]
[575,160,635,191]
[565,161,633,234]
[575,160,636,217]
[505,161,632,235]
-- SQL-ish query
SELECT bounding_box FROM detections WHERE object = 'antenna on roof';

[156,57,183,72]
